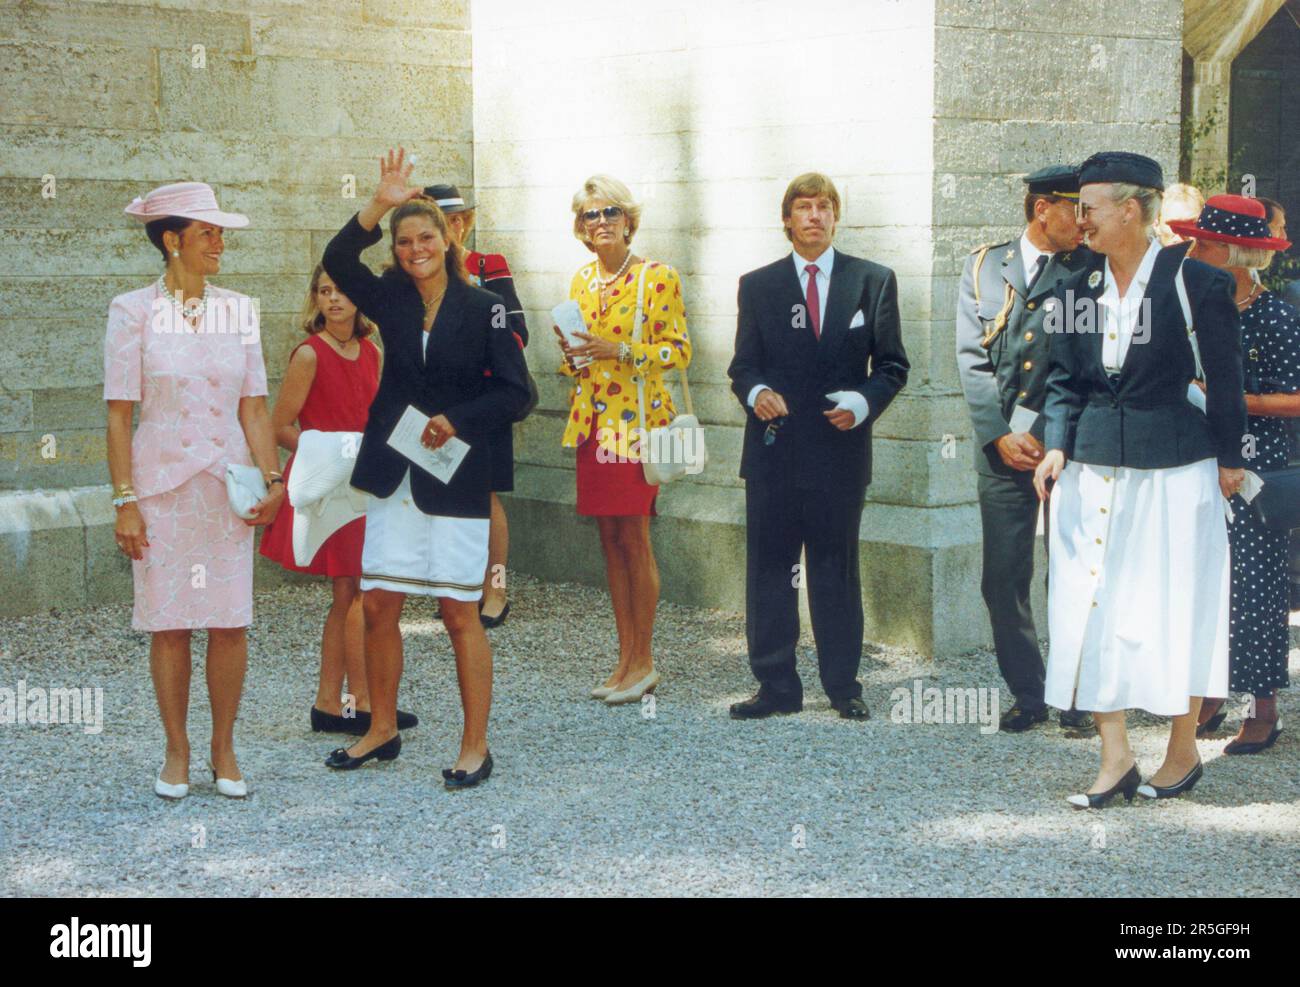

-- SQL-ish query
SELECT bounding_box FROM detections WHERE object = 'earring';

[172,251,179,257]
[623,230,630,240]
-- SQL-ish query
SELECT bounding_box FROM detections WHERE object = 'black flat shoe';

[480,601,510,629]
[830,697,871,720]
[324,734,401,770]
[1000,705,1049,733]
[1067,763,1140,809]
[729,690,802,720]
[443,752,493,790]
[311,706,368,735]
[312,707,419,733]
[1136,760,1203,799]
[1058,708,1094,732]
[1223,717,1283,755]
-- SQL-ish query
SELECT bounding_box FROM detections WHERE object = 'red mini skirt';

[575,437,659,517]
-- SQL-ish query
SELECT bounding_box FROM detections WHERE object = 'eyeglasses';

[581,206,624,225]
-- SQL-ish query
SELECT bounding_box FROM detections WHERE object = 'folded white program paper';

[386,405,470,484]
[1008,404,1039,433]
[551,300,593,368]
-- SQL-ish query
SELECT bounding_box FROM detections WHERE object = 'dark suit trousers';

[976,470,1048,711]
[744,475,865,702]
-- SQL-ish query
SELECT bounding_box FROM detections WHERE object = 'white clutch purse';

[225,463,267,520]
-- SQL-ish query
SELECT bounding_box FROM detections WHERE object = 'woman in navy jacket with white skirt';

[1034,152,1247,808]
[321,148,531,788]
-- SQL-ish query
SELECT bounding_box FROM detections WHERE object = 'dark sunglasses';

[581,206,624,225]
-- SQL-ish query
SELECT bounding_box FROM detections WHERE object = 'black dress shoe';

[443,752,493,790]
[1059,708,1094,732]
[1000,705,1049,732]
[311,706,367,735]
[480,601,510,629]
[311,707,419,733]
[1223,717,1283,755]
[1136,760,1203,799]
[1067,763,1141,809]
[729,690,802,720]
[324,733,401,770]
[830,697,871,720]
[1196,701,1228,738]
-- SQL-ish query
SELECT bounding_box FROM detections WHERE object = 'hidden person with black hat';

[955,163,1094,736]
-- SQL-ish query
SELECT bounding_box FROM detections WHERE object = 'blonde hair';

[1161,183,1204,220]
[1108,182,1162,230]
[387,197,467,282]
[1225,243,1275,271]
[781,173,842,242]
[572,175,641,250]
[300,263,375,338]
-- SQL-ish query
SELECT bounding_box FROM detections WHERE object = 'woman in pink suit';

[105,183,284,801]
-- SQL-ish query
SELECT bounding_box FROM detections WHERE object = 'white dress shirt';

[1019,233,1048,289]
[1099,238,1161,373]
[747,246,868,427]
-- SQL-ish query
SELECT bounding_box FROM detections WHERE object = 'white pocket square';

[848,309,866,329]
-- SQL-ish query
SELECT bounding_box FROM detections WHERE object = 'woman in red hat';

[1171,194,1299,754]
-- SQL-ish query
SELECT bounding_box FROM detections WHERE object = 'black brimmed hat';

[1077,151,1164,191]
[422,183,474,213]
[1023,165,1080,199]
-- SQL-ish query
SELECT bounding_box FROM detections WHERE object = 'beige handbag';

[631,262,707,484]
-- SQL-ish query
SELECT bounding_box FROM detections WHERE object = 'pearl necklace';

[1235,283,1263,311]
[156,273,212,326]
[596,251,632,288]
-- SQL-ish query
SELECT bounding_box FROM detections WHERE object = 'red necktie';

[805,263,821,339]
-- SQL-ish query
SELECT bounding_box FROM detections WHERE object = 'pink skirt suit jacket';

[103,281,269,631]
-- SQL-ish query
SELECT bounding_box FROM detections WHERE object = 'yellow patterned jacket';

[560,260,692,458]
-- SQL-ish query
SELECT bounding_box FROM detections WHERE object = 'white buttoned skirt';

[359,471,488,600]
[1044,458,1230,716]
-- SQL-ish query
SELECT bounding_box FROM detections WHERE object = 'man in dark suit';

[727,173,909,720]
[955,165,1095,734]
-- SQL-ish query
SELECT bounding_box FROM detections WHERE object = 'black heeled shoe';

[1136,760,1203,800]
[1196,702,1228,738]
[480,601,510,629]
[442,752,493,790]
[1066,763,1140,809]
[311,707,419,734]
[325,734,401,770]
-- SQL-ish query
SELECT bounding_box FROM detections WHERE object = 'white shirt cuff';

[746,383,769,408]
[827,390,869,428]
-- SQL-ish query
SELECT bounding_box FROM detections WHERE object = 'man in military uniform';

[956,165,1094,733]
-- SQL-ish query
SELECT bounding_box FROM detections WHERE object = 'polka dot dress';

[1227,290,1300,695]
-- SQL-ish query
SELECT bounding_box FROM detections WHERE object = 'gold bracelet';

[113,482,135,496]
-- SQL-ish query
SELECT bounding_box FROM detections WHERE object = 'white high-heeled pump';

[154,767,189,801]
[604,670,660,706]
[209,761,247,799]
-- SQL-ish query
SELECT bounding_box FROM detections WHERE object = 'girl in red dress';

[261,265,416,734]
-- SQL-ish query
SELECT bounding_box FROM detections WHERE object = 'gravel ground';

[2,573,1298,898]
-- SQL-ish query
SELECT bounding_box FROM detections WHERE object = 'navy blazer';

[727,250,909,492]
[322,214,531,518]
[1043,241,1247,470]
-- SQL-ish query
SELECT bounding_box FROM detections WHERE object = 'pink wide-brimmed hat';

[123,181,249,228]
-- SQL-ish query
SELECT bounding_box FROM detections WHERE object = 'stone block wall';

[0,0,472,613]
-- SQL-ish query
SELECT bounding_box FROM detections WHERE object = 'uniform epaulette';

[969,240,1011,255]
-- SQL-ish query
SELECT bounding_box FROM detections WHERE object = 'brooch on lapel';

[1087,271,1102,289]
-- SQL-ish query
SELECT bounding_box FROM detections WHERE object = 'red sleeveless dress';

[259,333,380,576]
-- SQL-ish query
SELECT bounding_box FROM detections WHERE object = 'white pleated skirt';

[359,471,489,601]
[1045,458,1230,716]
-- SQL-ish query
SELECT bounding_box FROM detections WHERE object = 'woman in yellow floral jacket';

[554,175,692,707]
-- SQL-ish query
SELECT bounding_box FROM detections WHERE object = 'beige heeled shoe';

[590,684,616,699]
[604,670,660,706]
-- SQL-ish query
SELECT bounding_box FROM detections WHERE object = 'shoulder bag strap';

[633,262,650,444]
[1175,257,1204,380]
